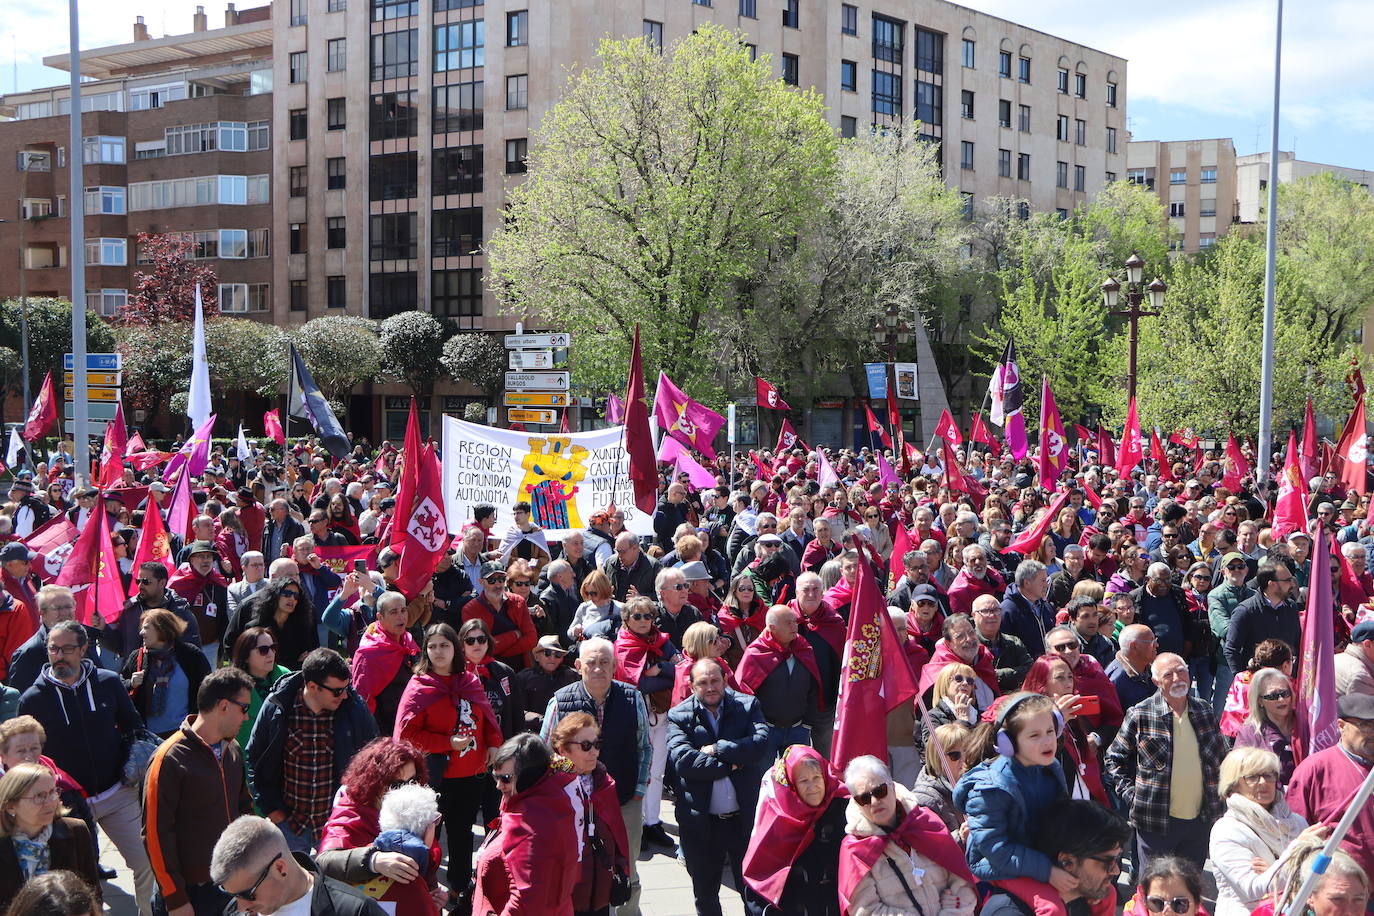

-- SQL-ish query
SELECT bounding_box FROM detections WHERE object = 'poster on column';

[441,415,654,540]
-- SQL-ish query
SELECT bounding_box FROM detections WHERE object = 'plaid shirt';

[1104,692,1226,835]
[283,693,335,835]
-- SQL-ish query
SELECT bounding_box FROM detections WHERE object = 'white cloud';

[2,0,211,75]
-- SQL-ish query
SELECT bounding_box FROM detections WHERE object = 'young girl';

[954,692,1075,912]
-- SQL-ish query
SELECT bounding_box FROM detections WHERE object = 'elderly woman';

[838,755,977,916]
[1234,667,1298,786]
[1209,747,1326,916]
[918,663,982,759]
[549,712,630,916]
[473,733,580,916]
[352,591,420,738]
[612,595,679,846]
[911,721,973,839]
[742,745,848,916]
[119,608,212,737]
[1222,639,1294,739]
[1261,838,1368,916]
[0,762,100,904]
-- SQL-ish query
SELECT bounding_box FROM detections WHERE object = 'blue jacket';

[999,590,1057,656]
[666,689,769,819]
[17,660,143,795]
[245,670,379,819]
[953,754,1067,883]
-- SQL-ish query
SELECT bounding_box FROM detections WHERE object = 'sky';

[1,0,1370,168]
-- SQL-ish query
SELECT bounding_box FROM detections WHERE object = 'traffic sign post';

[503,392,570,407]
[64,371,121,387]
[63,353,122,442]
[503,327,572,429]
[63,353,121,371]
[65,387,119,402]
[504,371,571,391]
[503,332,571,350]
[508,408,558,424]
[508,349,569,370]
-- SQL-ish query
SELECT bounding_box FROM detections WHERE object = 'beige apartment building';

[1236,150,1374,223]
[1125,138,1238,254]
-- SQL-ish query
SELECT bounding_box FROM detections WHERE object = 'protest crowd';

[1,346,1374,916]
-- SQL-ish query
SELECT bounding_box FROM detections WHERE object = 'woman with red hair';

[1020,654,1109,804]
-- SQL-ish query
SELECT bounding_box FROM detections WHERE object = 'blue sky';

[2,0,1370,169]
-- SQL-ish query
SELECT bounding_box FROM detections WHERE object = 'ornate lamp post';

[1101,252,1166,402]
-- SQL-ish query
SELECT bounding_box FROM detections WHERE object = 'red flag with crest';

[394,442,448,602]
[1335,399,1369,497]
[776,418,802,454]
[1115,399,1143,478]
[1272,430,1309,540]
[391,400,421,549]
[971,413,998,450]
[863,404,892,450]
[941,439,986,500]
[1150,429,1175,482]
[127,499,175,596]
[1009,490,1073,555]
[24,516,81,584]
[934,409,963,446]
[56,506,125,624]
[754,377,790,411]
[22,371,57,442]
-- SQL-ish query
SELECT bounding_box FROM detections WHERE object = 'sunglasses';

[484,575,507,584]
[492,772,516,785]
[1260,689,1292,701]
[464,636,490,646]
[950,675,974,685]
[1226,563,1246,571]
[510,579,533,587]
[854,782,890,807]
[536,648,563,657]
[219,851,282,900]
[281,590,301,599]
[135,577,157,585]
[1146,896,1192,914]
[629,613,656,622]
[945,749,963,761]
[254,644,278,656]
[568,739,603,752]
[667,583,689,591]
[313,682,350,698]
[228,698,251,714]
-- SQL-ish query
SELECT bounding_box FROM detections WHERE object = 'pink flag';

[1296,531,1339,762]
[605,393,625,425]
[654,372,726,460]
[1272,430,1309,540]
[877,453,900,486]
[164,463,197,541]
[816,449,840,488]
[1300,398,1319,483]
[1009,490,1072,556]
[888,520,911,588]
[264,408,286,446]
[164,414,217,481]
[659,436,717,489]
[1037,376,1067,485]
[1222,434,1250,491]
[989,340,1028,460]
[832,534,919,774]
[934,409,963,446]
[1115,398,1143,478]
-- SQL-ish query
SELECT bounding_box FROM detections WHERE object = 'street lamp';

[1102,253,1166,402]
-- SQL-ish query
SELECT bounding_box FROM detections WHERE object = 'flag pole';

[284,342,293,448]
[1257,0,1284,483]
[968,387,992,466]
[1280,764,1374,916]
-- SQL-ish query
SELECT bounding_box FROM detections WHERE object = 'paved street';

[97,797,744,916]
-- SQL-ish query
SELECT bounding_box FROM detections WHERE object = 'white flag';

[5,427,23,469]
[236,422,251,462]
[187,286,212,430]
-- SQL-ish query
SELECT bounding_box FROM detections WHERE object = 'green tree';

[0,298,116,400]
[294,315,382,403]
[485,24,837,401]
[114,322,191,418]
[207,318,289,398]
[1275,172,1374,345]
[441,332,505,397]
[378,311,446,395]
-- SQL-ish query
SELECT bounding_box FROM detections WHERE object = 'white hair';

[579,637,615,660]
[843,754,891,792]
[379,783,440,836]
[545,559,571,580]
[1150,652,1187,679]
[1343,542,1366,559]
[655,566,686,596]
[1062,544,1085,557]
[1147,561,1172,579]
[377,591,406,613]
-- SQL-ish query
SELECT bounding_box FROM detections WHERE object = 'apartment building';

[1124,138,1237,255]
[0,6,274,318]
[1236,150,1374,223]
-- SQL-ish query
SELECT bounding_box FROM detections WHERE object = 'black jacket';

[0,817,99,906]
[1224,591,1302,673]
[108,591,201,657]
[7,623,104,693]
[262,515,306,561]
[284,853,388,916]
[119,640,212,727]
[17,661,143,795]
[978,630,1033,693]
[601,553,660,603]
[666,690,769,817]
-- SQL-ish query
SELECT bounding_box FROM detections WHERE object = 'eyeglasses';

[219,852,282,901]
[736,586,755,593]
[666,583,689,591]
[227,699,251,715]
[46,643,82,656]
[509,580,533,588]
[254,644,278,656]
[313,681,350,698]
[21,788,59,804]
[568,739,603,752]
[1049,643,1079,654]
[1260,689,1293,701]
[484,575,507,584]
[853,782,890,807]
[1190,573,1210,581]
[280,590,300,599]
[1145,896,1193,914]
[464,636,490,646]
[629,613,656,622]
[950,675,974,685]
[1242,772,1279,786]
[1226,563,1246,571]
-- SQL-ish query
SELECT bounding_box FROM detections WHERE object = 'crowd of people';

[0,427,1372,916]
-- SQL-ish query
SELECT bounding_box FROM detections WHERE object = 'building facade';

[1235,150,1374,224]
[1124,138,1238,255]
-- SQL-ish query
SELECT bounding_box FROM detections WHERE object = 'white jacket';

[1209,803,1307,916]
[845,785,976,916]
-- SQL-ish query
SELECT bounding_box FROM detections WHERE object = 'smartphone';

[1077,695,1101,716]
[353,559,368,575]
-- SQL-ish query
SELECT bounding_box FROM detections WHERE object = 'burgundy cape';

[789,599,846,657]
[917,639,1000,697]
[392,668,500,749]
[734,629,822,704]
[838,803,975,915]
[351,622,419,712]
[742,745,847,904]
[613,626,671,684]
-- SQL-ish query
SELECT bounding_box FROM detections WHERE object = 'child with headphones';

[954,692,1079,915]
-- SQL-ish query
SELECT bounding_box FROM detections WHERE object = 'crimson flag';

[755,377,790,411]
[886,380,906,471]
[264,408,286,446]
[1115,399,1143,478]
[831,534,919,774]
[1073,424,1094,444]
[1193,445,1205,476]
[24,516,81,584]
[749,450,774,481]
[970,413,998,450]
[22,371,56,442]
[127,499,175,596]
[126,449,172,472]
[1037,376,1068,484]
[1301,398,1320,483]
[1009,490,1072,556]
[56,506,124,624]
[934,409,963,446]
[1222,434,1251,492]
[1272,430,1309,540]
[1169,428,1199,448]
[864,404,892,450]
[942,439,986,500]
[1150,429,1174,482]
[1335,398,1369,497]
[1081,484,1103,509]
[888,519,911,589]
[391,399,421,549]
[1295,532,1339,762]
[106,402,128,459]
[393,442,448,601]
[776,418,801,453]
[625,325,658,515]
[1096,425,1116,469]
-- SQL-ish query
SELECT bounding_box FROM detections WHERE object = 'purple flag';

[989,340,1027,460]
[654,372,726,460]
[877,453,900,486]
[606,393,625,424]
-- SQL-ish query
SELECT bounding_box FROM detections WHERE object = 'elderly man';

[654,565,703,650]
[1048,544,1092,609]
[261,499,305,563]
[919,612,998,710]
[1130,561,1193,658]
[1288,692,1374,881]
[168,540,230,666]
[735,605,822,762]
[537,558,580,647]
[785,572,844,755]
[1336,621,1374,698]
[1224,557,1300,676]
[1104,652,1226,872]
[543,637,651,916]
[1106,624,1159,711]
[971,593,1032,692]
[998,558,1054,655]
[228,550,268,624]
[948,543,1007,618]
[1045,624,1124,730]
[667,657,769,916]
[603,531,660,602]
[558,529,595,586]
[887,548,950,616]
[460,560,538,669]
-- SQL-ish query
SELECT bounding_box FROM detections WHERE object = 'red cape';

[393,669,500,749]
[672,654,736,706]
[743,746,847,904]
[735,629,822,704]
[790,599,846,657]
[166,562,228,601]
[351,622,418,713]
[839,802,974,915]
[718,601,768,635]
[917,639,1000,697]
[613,626,670,685]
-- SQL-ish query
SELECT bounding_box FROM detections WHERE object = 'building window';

[433,268,483,318]
[87,289,127,317]
[1106,170,1117,183]
[915,28,942,73]
[20,199,51,219]
[290,223,306,254]
[327,158,346,190]
[81,136,125,164]
[840,60,856,91]
[962,38,974,68]
[370,151,418,200]
[1057,68,1068,94]
[372,90,419,138]
[1199,233,1216,248]
[916,79,941,125]
[289,109,307,140]
[369,273,418,319]
[998,50,1011,78]
[960,89,974,119]
[327,216,346,249]
[840,116,857,138]
[370,212,417,260]
[1056,114,1069,141]
[960,141,974,170]
[1170,169,1187,185]
[1074,119,1085,145]
[1200,198,1216,217]
[1018,56,1030,83]
[782,53,799,86]
[246,283,269,311]
[85,238,126,266]
[841,4,856,34]
[872,71,901,116]
[289,166,307,197]
[1201,167,1217,183]
[371,29,419,79]
[507,10,527,46]
[290,51,307,83]
[872,15,903,63]
[1074,72,1086,98]
[998,99,1011,128]
[1106,126,1117,153]
[1169,201,1185,217]
[1056,161,1068,188]
[1073,164,1085,191]
[1106,81,1117,107]
[1017,104,1030,132]
[643,19,663,47]
[505,138,527,173]
[741,0,757,18]
[432,207,482,256]
[327,275,346,308]
[434,82,483,132]
[433,145,483,195]
[327,98,347,130]
[219,231,248,260]
[998,148,1011,177]
[249,120,270,149]
[248,228,270,258]
[506,74,528,110]
[83,186,125,215]
[435,21,484,70]
[372,0,415,19]
[328,0,345,11]
[327,38,346,71]
[290,0,307,26]
[1017,152,1030,180]
[960,191,974,218]
[219,284,248,312]
[1127,168,1150,186]
[290,279,307,312]
[782,0,798,29]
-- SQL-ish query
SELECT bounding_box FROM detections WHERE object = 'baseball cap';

[0,543,33,563]
[480,560,507,579]
[1221,552,1246,567]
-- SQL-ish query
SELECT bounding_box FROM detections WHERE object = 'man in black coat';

[261,499,306,562]
[1224,556,1301,674]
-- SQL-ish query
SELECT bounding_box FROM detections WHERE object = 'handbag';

[589,834,631,906]
[122,727,162,787]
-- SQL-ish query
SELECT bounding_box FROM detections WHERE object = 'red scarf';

[735,629,822,704]
[718,601,768,635]
[394,669,499,745]
[672,653,736,705]
[838,803,974,915]
[613,627,670,684]
[743,746,847,904]
[465,655,495,682]
[166,561,228,602]
[917,639,1000,696]
[790,599,845,657]
[352,622,419,713]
